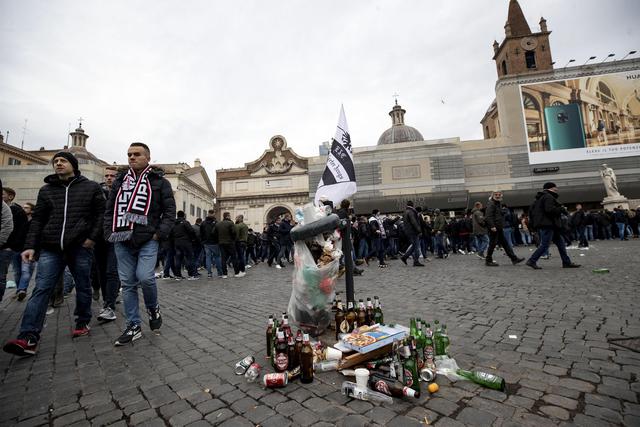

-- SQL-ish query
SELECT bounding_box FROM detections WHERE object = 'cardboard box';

[341,324,408,353]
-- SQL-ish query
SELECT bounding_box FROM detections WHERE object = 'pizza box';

[341,324,408,353]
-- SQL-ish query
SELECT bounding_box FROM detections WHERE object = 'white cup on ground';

[354,368,370,389]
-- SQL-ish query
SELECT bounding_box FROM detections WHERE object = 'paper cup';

[354,368,370,389]
[325,347,343,361]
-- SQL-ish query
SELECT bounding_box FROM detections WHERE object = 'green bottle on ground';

[456,369,505,391]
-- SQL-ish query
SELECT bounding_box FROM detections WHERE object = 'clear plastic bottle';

[245,363,261,382]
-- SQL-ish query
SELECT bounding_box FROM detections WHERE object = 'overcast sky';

[1,0,637,178]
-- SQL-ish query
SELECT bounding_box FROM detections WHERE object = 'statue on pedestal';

[600,164,620,198]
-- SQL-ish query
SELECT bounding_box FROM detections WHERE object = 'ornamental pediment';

[245,135,308,176]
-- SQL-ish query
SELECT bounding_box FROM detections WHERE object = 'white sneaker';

[235,272,246,278]
[275,265,282,269]
[246,264,252,269]
[98,307,116,321]
[222,275,228,279]
[46,307,55,315]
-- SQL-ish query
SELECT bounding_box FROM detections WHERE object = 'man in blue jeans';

[105,142,176,346]
[400,201,424,267]
[3,152,105,357]
[200,210,223,278]
[526,182,580,270]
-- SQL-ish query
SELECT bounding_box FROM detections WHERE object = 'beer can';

[234,355,255,375]
[420,368,435,382]
[263,372,288,388]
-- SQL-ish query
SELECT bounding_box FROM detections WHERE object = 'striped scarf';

[109,165,153,242]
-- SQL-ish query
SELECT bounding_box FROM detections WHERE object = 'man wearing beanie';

[526,182,580,270]
[4,152,105,357]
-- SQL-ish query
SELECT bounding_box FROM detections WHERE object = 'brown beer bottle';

[345,301,357,332]
[274,331,289,372]
[335,300,345,340]
[369,373,420,398]
[366,297,374,325]
[357,299,367,328]
[266,315,274,357]
[287,334,297,370]
[300,333,314,383]
[294,330,303,366]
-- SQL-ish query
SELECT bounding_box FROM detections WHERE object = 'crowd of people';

[1,146,639,358]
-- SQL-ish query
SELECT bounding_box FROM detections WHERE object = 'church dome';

[377,102,424,145]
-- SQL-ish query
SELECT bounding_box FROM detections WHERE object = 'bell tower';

[493,0,553,78]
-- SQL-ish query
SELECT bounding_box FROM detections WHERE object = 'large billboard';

[520,69,640,164]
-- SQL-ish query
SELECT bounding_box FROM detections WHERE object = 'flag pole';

[341,219,355,304]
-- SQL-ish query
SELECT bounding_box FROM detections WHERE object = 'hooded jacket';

[171,217,196,247]
[531,190,565,229]
[484,198,505,229]
[104,168,176,248]
[471,207,488,235]
[1,203,29,251]
[25,174,105,253]
[200,217,218,244]
[403,205,421,238]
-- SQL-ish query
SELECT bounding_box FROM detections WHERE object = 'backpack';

[528,198,543,231]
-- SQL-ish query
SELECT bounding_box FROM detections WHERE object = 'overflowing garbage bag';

[287,204,342,336]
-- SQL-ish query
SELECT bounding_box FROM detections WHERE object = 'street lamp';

[601,53,615,63]
[563,59,575,68]
[620,50,637,61]
[583,56,597,65]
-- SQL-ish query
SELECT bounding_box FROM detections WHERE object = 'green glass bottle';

[409,318,417,337]
[423,323,436,370]
[433,320,442,355]
[415,318,425,370]
[402,337,421,395]
[440,324,450,356]
[456,369,505,391]
[373,296,384,325]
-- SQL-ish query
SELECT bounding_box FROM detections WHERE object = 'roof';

[506,0,532,37]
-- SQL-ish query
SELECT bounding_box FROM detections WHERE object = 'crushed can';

[420,368,435,382]
[234,355,255,375]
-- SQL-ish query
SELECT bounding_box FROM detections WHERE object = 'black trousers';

[486,229,517,263]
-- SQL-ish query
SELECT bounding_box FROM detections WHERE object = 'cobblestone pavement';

[1,239,639,426]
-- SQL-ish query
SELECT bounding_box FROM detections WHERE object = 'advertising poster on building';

[520,69,640,164]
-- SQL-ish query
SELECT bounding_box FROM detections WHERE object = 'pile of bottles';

[331,294,384,339]
[265,313,315,386]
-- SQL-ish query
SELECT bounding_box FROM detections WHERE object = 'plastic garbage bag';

[287,238,340,336]
[435,356,464,381]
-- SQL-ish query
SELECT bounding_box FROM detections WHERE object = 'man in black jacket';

[526,182,580,270]
[401,201,424,267]
[171,210,198,280]
[484,191,524,267]
[4,152,105,357]
[214,211,237,277]
[104,143,176,346]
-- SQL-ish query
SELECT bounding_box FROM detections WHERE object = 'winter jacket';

[1,203,29,251]
[26,174,105,253]
[0,201,13,247]
[403,206,421,237]
[484,199,505,229]
[235,222,248,243]
[572,210,586,228]
[278,219,292,244]
[613,209,627,224]
[200,217,218,244]
[215,218,237,244]
[104,168,176,248]
[472,208,487,235]
[172,218,196,247]
[531,190,565,229]
[432,214,447,232]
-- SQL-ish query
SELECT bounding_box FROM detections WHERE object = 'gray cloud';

[1,0,637,176]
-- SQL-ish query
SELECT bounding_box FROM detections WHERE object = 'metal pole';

[341,219,355,304]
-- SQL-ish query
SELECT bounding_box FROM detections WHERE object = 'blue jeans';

[585,225,594,241]
[370,236,385,264]
[435,233,447,257]
[115,240,159,328]
[235,242,246,273]
[203,244,223,276]
[616,222,626,240]
[474,234,489,254]
[357,239,369,259]
[406,235,421,263]
[17,260,36,292]
[19,248,94,339]
[528,228,572,266]
[503,227,514,247]
[520,230,532,245]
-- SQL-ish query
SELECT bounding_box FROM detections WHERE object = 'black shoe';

[16,290,27,301]
[114,324,142,346]
[400,256,408,265]
[148,306,162,331]
[353,268,363,276]
[563,263,581,268]
[413,262,425,267]
[526,261,542,270]
[485,261,499,266]
[512,257,525,265]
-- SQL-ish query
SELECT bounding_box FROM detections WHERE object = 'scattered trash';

[580,254,585,257]
[341,381,393,403]
[428,383,439,393]
[592,268,610,274]
[508,335,518,339]
[6,280,16,289]
[234,355,255,375]
[203,389,210,393]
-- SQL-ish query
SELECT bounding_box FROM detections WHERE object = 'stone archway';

[265,205,292,224]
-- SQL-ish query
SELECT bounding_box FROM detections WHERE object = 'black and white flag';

[315,105,356,206]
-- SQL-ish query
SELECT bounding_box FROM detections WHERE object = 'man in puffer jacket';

[4,152,105,357]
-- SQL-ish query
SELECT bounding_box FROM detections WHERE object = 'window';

[596,81,617,107]
[190,204,195,216]
[501,60,508,75]
[551,101,565,106]
[525,51,536,69]
[197,207,201,218]
[182,201,186,213]
[8,158,21,165]
[527,122,541,137]
[522,94,538,110]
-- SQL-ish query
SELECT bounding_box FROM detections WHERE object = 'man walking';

[368,209,388,268]
[572,204,589,248]
[235,214,248,277]
[215,212,237,278]
[1,187,29,302]
[472,202,489,259]
[105,143,176,346]
[526,183,581,270]
[4,152,104,356]
[432,209,448,259]
[401,201,424,267]
[201,210,223,278]
[96,167,120,322]
[171,211,198,280]
[484,191,524,267]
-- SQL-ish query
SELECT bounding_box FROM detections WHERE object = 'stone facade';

[216,135,308,231]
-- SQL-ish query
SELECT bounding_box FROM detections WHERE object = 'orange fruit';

[428,383,439,393]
